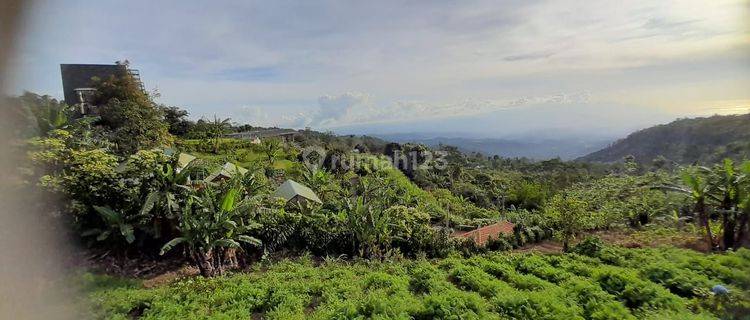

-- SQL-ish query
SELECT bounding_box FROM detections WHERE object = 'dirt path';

[516,241,563,253]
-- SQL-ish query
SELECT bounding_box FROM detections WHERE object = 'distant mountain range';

[369,113,750,163]
[579,113,750,164]
[376,133,611,160]
[334,102,680,160]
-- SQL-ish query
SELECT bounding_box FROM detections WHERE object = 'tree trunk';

[722,213,735,250]
[211,248,225,276]
[735,212,749,250]
[191,249,216,277]
[697,200,715,251]
[224,247,239,269]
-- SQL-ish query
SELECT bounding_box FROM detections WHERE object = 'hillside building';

[60,63,144,115]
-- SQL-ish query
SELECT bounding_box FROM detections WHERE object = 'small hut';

[176,153,197,172]
[205,162,248,183]
[272,180,322,205]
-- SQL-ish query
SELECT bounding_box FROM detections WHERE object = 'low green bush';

[640,262,713,298]
[593,266,684,311]
[491,289,584,320]
[571,235,605,257]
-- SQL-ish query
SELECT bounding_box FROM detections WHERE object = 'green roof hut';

[272,179,322,205]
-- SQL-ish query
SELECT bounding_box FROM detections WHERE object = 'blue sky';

[9,0,750,137]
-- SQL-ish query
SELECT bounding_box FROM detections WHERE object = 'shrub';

[476,258,552,291]
[448,264,514,297]
[571,236,605,257]
[82,248,750,319]
[640,262,713,298]
[597,246,629,266]
[593,267,684,311]
[417,291,495,320]
[492,289,584,320]
[514,255,570,284]
[486,236,512,252]
[562,277,635,320]
[409,261,447,294]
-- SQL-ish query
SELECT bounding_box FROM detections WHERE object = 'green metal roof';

[205,162,248,182]
[273,179,322,204]
[177,153,197,168]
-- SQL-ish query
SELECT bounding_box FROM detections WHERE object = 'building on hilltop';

[60,63,144,115]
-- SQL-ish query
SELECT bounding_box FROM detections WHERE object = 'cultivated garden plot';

[81,246,750,319]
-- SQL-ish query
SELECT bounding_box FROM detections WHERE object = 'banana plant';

[732,161,750,248]
[160,185,262,277]
[345,196,394,259]
[655,166,720,250]
[302,165,332,199]
[261,138,282,166]
[208,115,232,154]
[140,155,206,238]
[81,205,136,244]
[33,102,70,136]
[709,159,744,249]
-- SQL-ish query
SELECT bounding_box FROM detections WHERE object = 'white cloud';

[12,0,750,134]
[279,91,593,128]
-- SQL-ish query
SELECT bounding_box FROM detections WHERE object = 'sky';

[9,0,750,138]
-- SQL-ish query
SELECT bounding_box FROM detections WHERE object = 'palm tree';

[160,185,262,277]
[208,115,232,154]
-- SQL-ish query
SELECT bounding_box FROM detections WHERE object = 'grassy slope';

[177,138,295,170]
[190,150,293,170]
[81,247,750,319]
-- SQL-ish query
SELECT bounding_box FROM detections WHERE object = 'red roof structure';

[452,221,515,246]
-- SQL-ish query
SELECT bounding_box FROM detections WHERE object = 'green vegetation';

[81,246,750,319]
[10,73,750,319]
[580,113,750,165]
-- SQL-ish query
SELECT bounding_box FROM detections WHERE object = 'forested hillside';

[580,113,750,164]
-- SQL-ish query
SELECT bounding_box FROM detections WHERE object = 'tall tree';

[207,116,231,154]
[160,105,193,136]
[92,61,171,154]
[544,194,589,252]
